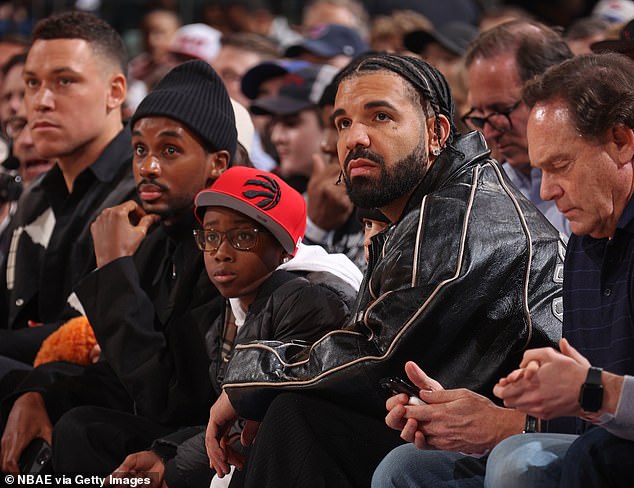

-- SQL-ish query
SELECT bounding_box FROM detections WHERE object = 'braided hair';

[333,53,457,148]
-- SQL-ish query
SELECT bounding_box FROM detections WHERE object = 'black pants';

[230,393,404,488]
[52,406,174,476]
[560,427,634,487]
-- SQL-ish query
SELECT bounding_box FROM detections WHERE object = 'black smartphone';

[18,438,52,475]
[379,376,426,404]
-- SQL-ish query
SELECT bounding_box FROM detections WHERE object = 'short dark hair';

[31,10,128,76]
[523,52,634,143]
[220,32,279,58]
[334,52,456,145]
[465,20,572,84]
[564,16,610,41]
[1,52,27,76]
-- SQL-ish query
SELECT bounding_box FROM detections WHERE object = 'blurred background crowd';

[0,0,633,271]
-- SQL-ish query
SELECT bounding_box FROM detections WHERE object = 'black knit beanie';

[131,60,237,160]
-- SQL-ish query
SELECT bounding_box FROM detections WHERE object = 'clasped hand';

[493,338,590,420]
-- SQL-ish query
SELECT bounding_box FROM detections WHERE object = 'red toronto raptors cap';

[194,167,306,255]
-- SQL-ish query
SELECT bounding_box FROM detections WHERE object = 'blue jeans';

[484,433,577,488]
[372,443,487,487]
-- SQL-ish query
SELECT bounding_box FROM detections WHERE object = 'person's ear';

[106,73,127,112]
[206,150,230,185]
[280,252,292,265]
[610,124,634,168]
[426,114,451,161]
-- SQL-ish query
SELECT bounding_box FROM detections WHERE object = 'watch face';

[581,384,603,412]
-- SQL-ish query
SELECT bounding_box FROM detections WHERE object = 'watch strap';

[586,366,603,385]
[579,366,604,412]
[523,415,540,433]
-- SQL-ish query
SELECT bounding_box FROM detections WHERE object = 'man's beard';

[342,142,428,209]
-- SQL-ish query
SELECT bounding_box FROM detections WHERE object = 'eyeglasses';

[461,100,522,133]
[5,116,27,140]
[193,227,269,253]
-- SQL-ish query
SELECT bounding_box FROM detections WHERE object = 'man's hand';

[386,361,524,454]
[110,450,166,488]
[405,387,523,454]
[0,392,52,474]
[91,201,160,268]
[306,153,354,230]
[494,338,590,419]
[385,361,443,436]
[205,391,239,477]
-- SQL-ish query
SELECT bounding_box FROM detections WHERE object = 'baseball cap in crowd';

[169,23,222,63]
[195,166,306,255]
[241,59,312,100]
[591,18,634,57]
[249,64,339,116]
[592,0,634,23]
[230,98,255,158]
[403,21,479,57]
[285,24,368,59]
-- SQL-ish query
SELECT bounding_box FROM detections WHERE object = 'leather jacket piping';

[489,161,534,349]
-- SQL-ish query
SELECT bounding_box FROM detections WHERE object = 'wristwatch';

[523,415,540,433]
[579,366,603,412]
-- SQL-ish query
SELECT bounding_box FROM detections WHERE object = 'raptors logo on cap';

[194,166,306,255]
[243,174,281,211]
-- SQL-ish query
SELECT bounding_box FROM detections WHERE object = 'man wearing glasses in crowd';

[463,19,572,235]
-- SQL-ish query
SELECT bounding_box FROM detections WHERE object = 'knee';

[54,406,96,445]
[485,434,566,488]
[53,406,122,469]
[265,393,310,419]
[371,444,424,488]
[261,392,324,431]
[52,406,99,472]
[486,435,526,487]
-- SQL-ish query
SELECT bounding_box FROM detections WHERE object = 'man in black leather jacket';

[205,53,565,488]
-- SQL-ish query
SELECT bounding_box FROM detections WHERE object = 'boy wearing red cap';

[112,166,357,487]
[192,166,352,361]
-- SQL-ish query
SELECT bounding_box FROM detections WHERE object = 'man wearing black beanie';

[0,60,237,476]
